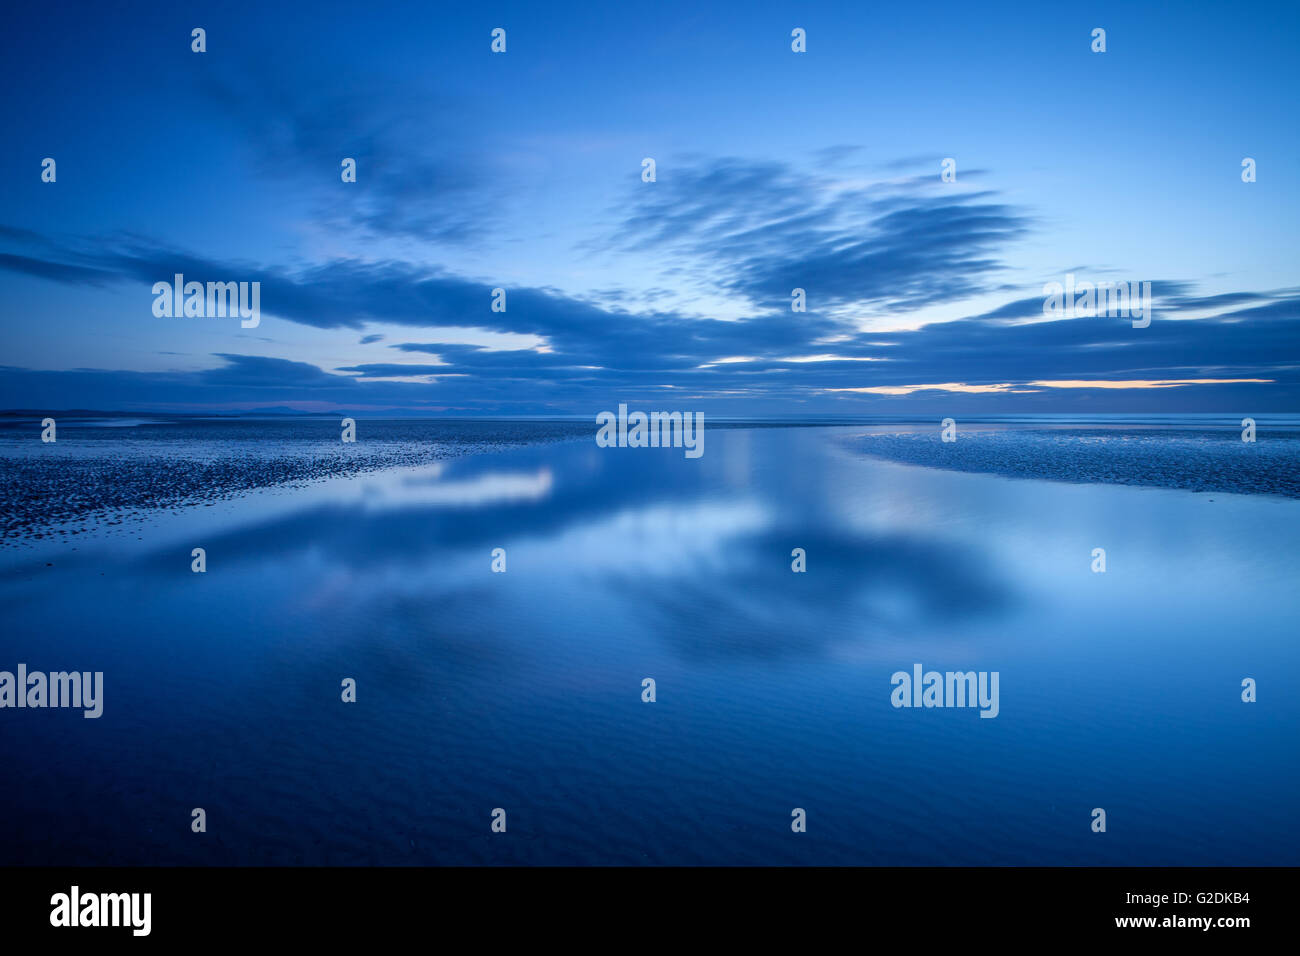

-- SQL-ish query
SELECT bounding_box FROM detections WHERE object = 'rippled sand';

[851,425,1300,498]
[2,425,1296,865]
[0,418,592,542]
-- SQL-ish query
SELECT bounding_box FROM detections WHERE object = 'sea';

[0,415,1296,864]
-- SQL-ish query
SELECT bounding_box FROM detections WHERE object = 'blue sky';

[1,0,1297,414]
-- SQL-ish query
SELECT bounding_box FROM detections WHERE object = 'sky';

[0,0,1297,415]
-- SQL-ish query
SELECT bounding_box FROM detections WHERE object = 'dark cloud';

[0,252,116,286]
[198,63,497,245]
[603,157,1031,311]
[1,146,1297,415]
[969,281,1195,324]
[2,285,1298,415]
[202,354,357,388]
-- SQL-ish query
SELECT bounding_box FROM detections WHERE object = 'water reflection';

[0,426,1295,865]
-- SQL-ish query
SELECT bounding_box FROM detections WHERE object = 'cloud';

[603,156,1032,312]
[1,174,1297,413]
[2,286,1298,415]
[0,252,117,286]
[202,354,358,388]
[198,63,499,245]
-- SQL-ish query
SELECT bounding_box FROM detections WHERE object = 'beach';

[0,421,1296,865]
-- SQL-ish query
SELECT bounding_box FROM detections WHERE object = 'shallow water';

[853,420,1300,498]
[0,418,593,540]
[0,424,1295,864]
